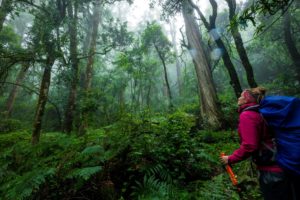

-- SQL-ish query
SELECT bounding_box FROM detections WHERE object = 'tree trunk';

[226,0,257,88]
[4,62,29,118]
[154,45,173,108]
[182,0,222,129]
[79,4,93,88]
[64,1,79,133]
[119,86,125,112]
[146,82,151,108]
[84,1,101,90]
[79,0,102,135]
[284,10,300,80]
[215,38,242,97]
[170,21,182,95]
[32,57,55,145]
[190,0,242,97]
[0,0,13,32]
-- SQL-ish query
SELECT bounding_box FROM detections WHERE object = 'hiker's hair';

[246,87,266,104]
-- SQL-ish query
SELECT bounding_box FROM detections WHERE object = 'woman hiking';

[220,87,293,200]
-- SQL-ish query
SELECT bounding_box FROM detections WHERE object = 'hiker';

[220,87,293,200]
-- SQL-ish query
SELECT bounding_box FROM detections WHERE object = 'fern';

[195,174,240,200]
[81,145,103,155]
[131,175,171,200]
[144,164,173,184]
[67,166,102,180]
[3,168,56,200]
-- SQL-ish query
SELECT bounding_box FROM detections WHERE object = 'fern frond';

[81,145,103,155]
[131,175,174,200]
[144,164,173,184]
[66,166,102,180]
[3,168,56,200]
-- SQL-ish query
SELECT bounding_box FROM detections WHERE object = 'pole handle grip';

[220,152,238,186]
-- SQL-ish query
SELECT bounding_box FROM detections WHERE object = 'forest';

[0,0,299,199]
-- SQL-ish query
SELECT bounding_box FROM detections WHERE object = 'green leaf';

[67,166,102,180]
[81,145,103,155]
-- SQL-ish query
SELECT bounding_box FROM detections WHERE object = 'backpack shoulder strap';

[242,105,260,112]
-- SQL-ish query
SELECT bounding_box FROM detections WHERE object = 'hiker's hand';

[220,155,229,165]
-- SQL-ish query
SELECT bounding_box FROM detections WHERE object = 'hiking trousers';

[259,171,298,200]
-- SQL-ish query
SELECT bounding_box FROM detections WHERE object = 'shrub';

[0,119,22,133]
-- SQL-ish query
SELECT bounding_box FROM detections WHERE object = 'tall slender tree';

[141,22,173,108]
[170,20,182,95]
[225,0,258,88]
[31,1,64,145]
[189,0,242,97]
[4,62,30,118]
[79,0,102,134]
[64,0,79,133]
[32,55,55,145]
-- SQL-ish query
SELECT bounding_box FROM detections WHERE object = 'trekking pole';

[220,152,241,191]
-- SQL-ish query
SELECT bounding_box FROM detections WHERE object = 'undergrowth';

[0,111,262,199]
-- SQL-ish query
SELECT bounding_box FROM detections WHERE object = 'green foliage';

[0,131,31,159]
[0,131,107,199]
[218,92,239,129]
[0,118,22,133]
[264,75,300,96]
[0,111,262,199]
[100,19,134,50]
[131,175,172,200]
[193,174,240,200]
[141,22,171,55]
[237,0,293,31]
[4,168,56,200]
[67,166,102,181]
[0,25,21,50]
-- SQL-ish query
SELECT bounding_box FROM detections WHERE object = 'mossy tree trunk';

[64,1,79,133]
[32,56,55,145]
[79,0,102,135]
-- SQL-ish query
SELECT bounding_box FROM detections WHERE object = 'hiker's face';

[238,92,247,106]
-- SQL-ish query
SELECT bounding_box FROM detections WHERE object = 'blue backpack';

[259,96,300,176]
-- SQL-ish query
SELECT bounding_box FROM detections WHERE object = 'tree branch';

[18,0,51,15]
[189,0,210,29]
[208,0,218,28]
[76,46,113,60]
[179,26,189,49]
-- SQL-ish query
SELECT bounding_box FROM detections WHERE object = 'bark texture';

[64,1,79,133]
[32,57,55,145]
[190,0,242,97]
[79,0,102,135]
[4,62,29,118]
[170,21,182,95]
[154,44,173,108]
[182,0,222,129]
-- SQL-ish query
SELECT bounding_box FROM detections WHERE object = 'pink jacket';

[228,103,282,172]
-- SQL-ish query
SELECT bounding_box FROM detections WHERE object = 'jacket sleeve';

[228,112,261,164]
